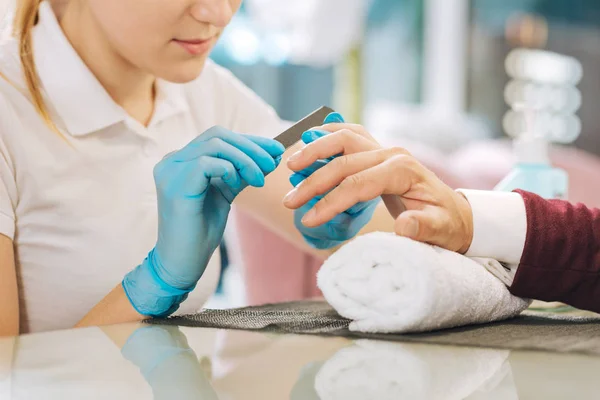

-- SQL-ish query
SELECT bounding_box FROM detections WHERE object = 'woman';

[284,123,600,313]
[0,0,393,335]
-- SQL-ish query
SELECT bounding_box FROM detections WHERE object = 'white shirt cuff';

[457,189,528,285]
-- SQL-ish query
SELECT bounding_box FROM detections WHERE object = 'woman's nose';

[190,0,235,28]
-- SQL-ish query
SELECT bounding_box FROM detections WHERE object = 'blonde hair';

[3,0,62,135]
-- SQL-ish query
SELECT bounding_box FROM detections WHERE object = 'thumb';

[394,209,441,244]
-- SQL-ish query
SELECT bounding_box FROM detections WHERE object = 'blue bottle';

[494,135,568,200]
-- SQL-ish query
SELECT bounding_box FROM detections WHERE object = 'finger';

[284,149,393,209]
[210,129,278,174]
[299,114,344,146]
[212,177,247,204]
[178,127,278,175]
[345,198,378,215]
[292,159,329,180]
[291,171,376,215]
[244,134,286,157]
[394,207,446,244]
[193,138,266,187]
[200,159,246,203]
[301,129,329,145]
[176,156,241,198]
[312,123,370,137]
[300,130,339,161]
[296,155,415,227]
[323,112,345,124]
[287,129,381,171]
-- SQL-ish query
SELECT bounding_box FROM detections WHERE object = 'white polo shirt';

[0,2,282,333]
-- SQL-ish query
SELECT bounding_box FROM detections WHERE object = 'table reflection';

[4,322,600,399]
[295,340,518,400]
[121,325,218,399]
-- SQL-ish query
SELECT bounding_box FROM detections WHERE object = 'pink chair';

[235,139,600,306]
[232,210,324,306]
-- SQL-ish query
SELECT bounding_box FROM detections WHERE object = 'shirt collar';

[32,1,189,137]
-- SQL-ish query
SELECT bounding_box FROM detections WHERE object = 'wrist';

[149,248,200,291]
[456,192,474,254]
[122,250,195,318]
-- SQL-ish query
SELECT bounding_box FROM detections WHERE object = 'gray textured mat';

[148,300,600,356]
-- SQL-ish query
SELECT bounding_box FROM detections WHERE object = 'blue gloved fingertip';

[289,172,305,187]
[273,140,286,156]
[324,112,345,124]
[302,129,328,144]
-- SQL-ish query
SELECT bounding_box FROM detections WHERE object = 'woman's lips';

[173,36,215,56]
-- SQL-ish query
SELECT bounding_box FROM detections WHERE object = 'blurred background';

[2,0,600,307]
[3,0,598,153]
[206,0,600,154]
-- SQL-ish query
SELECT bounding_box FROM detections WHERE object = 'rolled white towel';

[314,340,516,400]
[317,232,530,333]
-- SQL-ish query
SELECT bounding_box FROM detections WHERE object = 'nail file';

[274,106,335,149]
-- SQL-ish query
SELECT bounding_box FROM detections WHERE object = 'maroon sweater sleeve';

[508,190,600,312]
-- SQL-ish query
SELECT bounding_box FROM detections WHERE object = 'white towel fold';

[314,341,517,400]
[317,232,531,333]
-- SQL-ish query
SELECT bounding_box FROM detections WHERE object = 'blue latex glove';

[123,126,284,317]
[290,113,380,249]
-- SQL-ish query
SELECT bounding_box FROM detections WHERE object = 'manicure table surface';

[0,320,598,399]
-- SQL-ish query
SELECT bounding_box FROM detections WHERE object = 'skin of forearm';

[75,284,145,329]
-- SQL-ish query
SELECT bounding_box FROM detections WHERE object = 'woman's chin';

[158,57,209,84]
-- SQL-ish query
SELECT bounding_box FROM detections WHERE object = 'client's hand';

[287,113,380,250]
[283,124,474,253]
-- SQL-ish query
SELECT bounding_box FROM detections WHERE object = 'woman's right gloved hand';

[123,126,285,317]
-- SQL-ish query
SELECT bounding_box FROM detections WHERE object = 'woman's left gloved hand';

[285,113,380,249]
[123,127,284,317]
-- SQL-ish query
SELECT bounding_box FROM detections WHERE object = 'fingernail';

[302,208,317,225]
[402,218,419,238]
[283,189,298,204]
[288,151,302,162]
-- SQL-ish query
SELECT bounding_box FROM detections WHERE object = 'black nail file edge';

[274,106,335,149]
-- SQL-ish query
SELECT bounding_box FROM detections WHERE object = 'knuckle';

[196,156,211,169]
[428,217,442,234]
[339,128,358,142]
[315,196,330,210]
[341,174,364,189]
[303,169,331,195]
[300,174,321,194]
[389,154,417,170]
[349,123,368,136]
[387,146,411,157]
[302,173,315,188]
[204,125,224,137]
[206,137,223,147]
[330,154,350,169]
[224,161,236,175]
